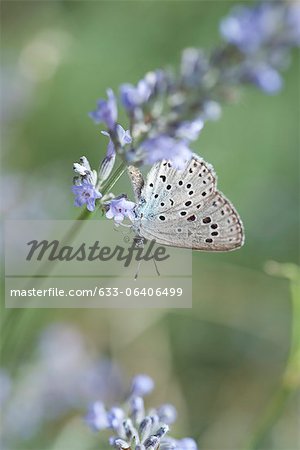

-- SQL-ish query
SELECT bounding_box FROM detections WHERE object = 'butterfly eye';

[206,238,213,243]
[211,223,218,229]
[203,217,211,224]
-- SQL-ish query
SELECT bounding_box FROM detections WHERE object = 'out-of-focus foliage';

[1,1,299,449]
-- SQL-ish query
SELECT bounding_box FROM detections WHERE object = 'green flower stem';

[243,263,300,450]
[101,161,127,197]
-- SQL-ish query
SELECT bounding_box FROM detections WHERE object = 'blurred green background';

[1,1,299,449]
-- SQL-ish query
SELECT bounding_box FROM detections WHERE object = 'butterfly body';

[129,155,244,251]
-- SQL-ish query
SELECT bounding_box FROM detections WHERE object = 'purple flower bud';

[249,65,283,94]
[73,162,90,177]
[89,88,117,130]
[130,396,145,424]
[107,407,125,430]
[155,425,169,439]
[101,131,116,158]
[139,135,192,170]
[111,438,131,449]
[131,374,154,397]
[144,69,168,94]
[144,435,160,449]
[139,417,152,442]
[72,179,102,212]
[120,79,152,110]
[220,6,264,53]
[180,48,208,86]
[203,101,222,121]
[116,124,132,146]
[157,404,177,425]
[105,195,136,224]
[85,402,109,431]
[175,118,204,141]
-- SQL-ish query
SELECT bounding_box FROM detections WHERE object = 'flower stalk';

[243,262,300,449]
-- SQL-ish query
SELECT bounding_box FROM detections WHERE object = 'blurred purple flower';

[89,88,117,129]
[105,196,135,223]
[120,79,152,110]
[131,374,154,397]
[86,374,198,450]
[144,69,168,94]
[72,179,102,212]
[248,64,283,94]
[157,404,177,425]
[180,48,209,87]
[107,407,125,429]
[202,100,222,121]
[175,118,204,141]
[140,135,192,170]
[220,4,277,53]
[2,323,123,444]
[220,3,300,54]
[85,402,109,431]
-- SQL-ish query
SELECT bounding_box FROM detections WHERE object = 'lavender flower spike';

[86,374,198,450]
[72,179,102,212]
[105,195,136,224]
[89,88,117,130]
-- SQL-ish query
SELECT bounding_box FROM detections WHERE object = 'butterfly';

[128,154,244,251]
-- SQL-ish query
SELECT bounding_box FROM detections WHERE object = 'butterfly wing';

[134,155,244,251]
